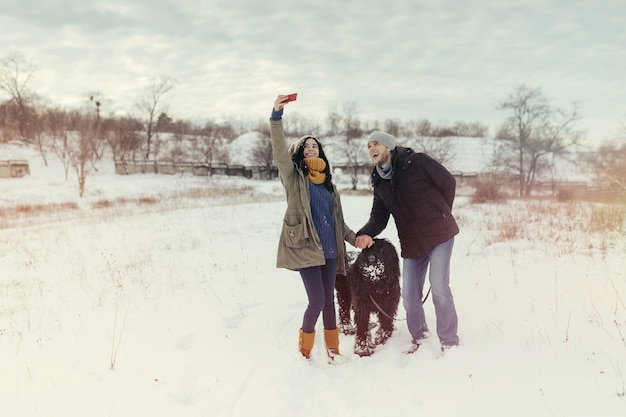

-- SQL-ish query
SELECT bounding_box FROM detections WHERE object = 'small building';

[0,160,30,178]
[115,160,157,175]
[210,164,228,176]
[192,164,210,176]
[226,164,249,178]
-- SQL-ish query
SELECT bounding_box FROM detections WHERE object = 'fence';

[114,161,278,180]
[113,161,484,183]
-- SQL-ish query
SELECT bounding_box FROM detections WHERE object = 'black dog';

[335,238,401,357]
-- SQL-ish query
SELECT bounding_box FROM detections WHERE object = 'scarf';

[376,162,393,180]
[303,158,327,184]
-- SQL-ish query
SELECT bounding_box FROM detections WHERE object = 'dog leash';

[368,286,431,322]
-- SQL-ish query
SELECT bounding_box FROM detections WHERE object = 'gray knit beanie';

[368,131,396,150]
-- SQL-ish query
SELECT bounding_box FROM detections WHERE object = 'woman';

[269,94,356,362]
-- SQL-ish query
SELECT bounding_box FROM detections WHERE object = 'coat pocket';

[283,221,309,248]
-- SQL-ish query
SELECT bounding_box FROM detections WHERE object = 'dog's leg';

[374,310,395,345]
[335,274,355,335]
[353,307,375,356]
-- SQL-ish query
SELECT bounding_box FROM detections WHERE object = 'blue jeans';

[402,237,459,347]
[299,258,338,333]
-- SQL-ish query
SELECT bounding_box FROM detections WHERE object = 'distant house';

[0,160,30,178]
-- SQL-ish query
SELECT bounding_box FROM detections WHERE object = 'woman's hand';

[274,94,290,111]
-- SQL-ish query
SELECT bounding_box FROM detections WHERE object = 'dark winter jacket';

[270,118,356,273]
[357,146,459,258]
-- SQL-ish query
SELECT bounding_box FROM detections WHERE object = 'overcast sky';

[2,0,624,143]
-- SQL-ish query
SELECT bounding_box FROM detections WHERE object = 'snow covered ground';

[1,144,625,417]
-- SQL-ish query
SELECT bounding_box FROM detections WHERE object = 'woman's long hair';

[291,135,334,192]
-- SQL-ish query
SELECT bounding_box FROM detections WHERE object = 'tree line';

[1,51,624,197]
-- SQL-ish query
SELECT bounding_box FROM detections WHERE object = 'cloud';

[1,0,624,142]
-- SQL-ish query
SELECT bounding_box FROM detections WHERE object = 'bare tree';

[383,118,403,138]
[587,140,626,190]
[84,93,111,165]
[413,118,433,136]
[282,113,321,138]
[459,121,489,137]
[28,99,51,166]
[495,84,582,196]
[408,135,455,166]
[403,119,455,165]
[67,97,103,197]
[0,51,38,141]
[251,122,275,178]
[164,145,186,175]
[193,121,234,173]
[105,116,143,165]
[47,107,79,179]
[327,101,363,140]
[326,101,368,190]
[135,76,176,160]
[46,103,98,194]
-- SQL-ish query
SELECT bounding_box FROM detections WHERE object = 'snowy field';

[1,144,625,417]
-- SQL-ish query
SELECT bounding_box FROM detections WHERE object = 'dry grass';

[467,177,626,252]
[587,205,626,234]
[91,196,159,209]
[0,181,280,230]
[475,198,626,254]
[3,202,80,215]
[0,202,80,229]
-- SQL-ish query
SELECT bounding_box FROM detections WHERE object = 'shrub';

[471,178,505,204]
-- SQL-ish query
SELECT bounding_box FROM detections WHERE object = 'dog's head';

[357,238,399,282]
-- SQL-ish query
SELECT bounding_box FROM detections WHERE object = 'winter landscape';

[1,138,625,417]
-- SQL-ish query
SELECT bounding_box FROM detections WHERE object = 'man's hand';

[355,234,374,249]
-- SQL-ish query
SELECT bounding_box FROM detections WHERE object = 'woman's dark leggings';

[299,258,338,333]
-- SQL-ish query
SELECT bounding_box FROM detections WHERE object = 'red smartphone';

[281,93,298,103]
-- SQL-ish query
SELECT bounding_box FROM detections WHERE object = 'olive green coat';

[270,118,356,274]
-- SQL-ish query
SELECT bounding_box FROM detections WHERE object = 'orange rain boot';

[299,328,315,359]
[324,328,348,364]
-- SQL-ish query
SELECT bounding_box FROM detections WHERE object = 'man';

[355,131,460,352]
